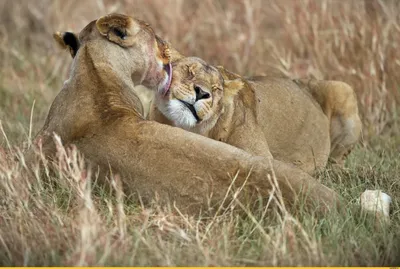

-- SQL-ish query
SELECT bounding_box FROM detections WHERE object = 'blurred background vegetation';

[1,0,399,146]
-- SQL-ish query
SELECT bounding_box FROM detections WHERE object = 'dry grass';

[0,0,399,266]
[0,137,399,266]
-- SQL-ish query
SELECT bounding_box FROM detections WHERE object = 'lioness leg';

[329,111,361,166]
[219,119,274,160]
[71,120,342,216]
[221,124,338,210]
[29,119,341,216]
[295,79,362,167]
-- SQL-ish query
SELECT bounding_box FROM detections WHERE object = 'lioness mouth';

[179,100,200,122]
[161,63,172,97]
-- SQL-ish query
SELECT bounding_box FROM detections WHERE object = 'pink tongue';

[162,62,172,97]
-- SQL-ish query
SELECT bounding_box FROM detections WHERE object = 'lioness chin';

[149,56,361,174]
[35,13,344,216]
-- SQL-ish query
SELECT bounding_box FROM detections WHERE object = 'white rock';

[360,190,391,220]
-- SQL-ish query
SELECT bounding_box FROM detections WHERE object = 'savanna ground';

[0,0,399,266]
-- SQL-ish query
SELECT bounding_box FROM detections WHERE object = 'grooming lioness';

[149,57,361,173]
[30,13,344,216]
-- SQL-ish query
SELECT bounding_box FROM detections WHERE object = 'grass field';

[0,0,399,266]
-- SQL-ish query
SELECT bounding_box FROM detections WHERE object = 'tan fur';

[27,14,344,216]
[150,57,361,174]
[294,78,362,166]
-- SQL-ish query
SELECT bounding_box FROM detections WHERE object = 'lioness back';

[215,67,331,173]
[247,77,331,172]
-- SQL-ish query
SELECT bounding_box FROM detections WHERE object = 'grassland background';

[0,0,399,266]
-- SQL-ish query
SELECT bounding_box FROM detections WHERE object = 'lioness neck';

[76,44,144,120]
[206,92,244,141]
[41,44,144,144]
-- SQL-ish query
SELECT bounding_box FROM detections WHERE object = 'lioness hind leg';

[329,114,361,167]
[296,79,362,167]
[325,82,362,167]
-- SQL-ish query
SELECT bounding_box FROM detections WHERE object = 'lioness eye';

[113,28,127,40]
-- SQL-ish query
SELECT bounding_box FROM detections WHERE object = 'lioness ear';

[156,36,185,62]
[96,13,142,47]
[53,31,80,58]
[223,79,244,102]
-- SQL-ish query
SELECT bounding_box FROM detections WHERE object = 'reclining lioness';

[149,56,361,173]
[35,13,345,216]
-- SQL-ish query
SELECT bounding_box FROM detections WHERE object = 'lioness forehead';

[176,57,223,85]
[78,17,156,42]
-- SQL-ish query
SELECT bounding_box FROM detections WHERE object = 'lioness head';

[53,13,172,93]
[154,57,243,131]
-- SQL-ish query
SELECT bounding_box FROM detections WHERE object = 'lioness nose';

[195,86,211,101]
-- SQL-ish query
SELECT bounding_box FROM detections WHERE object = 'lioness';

[31,13,344,216]
[149,56,361,173]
